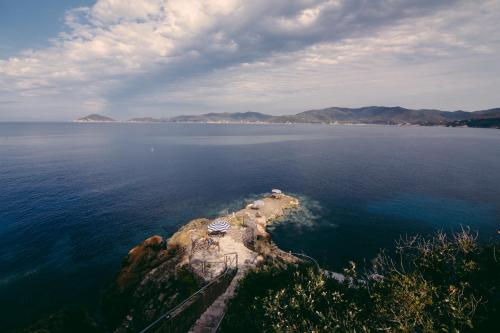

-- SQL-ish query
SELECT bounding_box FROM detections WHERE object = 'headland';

[103,191,300,333]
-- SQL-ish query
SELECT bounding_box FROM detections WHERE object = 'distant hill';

[164,107,500,125]
[75,114,116,122]
[447,117,500,129]
[468,108,500,119]
[76,107,500,126]
[270,106,500,125]
[168,111,273,123]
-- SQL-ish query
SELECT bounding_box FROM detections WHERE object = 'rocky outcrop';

[102,196,300,333]
[17,196,301,333]
[102,235,202,332]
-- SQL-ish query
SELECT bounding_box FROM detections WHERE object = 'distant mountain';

[168,111,273,123]
[75,114,116,122]
[163,107,500,125]
[270,106,500,125]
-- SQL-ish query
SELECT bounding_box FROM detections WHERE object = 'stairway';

[189,229,259,332]
[188,264,251,333]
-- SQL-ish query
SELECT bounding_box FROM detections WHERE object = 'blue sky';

[0,0,95,57]
[0,0,499,121]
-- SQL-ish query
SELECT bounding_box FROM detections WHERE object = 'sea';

[1,122,499,330]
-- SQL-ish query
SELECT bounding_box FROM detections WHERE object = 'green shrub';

[221,229,500,332]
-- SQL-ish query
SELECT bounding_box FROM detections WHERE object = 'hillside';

[165,107,500,125]
[168,111,273,123]
[270,106,500,125]
[75,114,116,122]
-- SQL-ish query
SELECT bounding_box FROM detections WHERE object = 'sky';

[0,0,499,121]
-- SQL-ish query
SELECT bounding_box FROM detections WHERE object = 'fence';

[290,252,320,271]
[139,253,238,333]
[200,252,239,279]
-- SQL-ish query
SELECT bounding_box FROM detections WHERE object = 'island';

[74,114,116,122]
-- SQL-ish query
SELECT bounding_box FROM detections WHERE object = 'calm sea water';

[1,123,499,329]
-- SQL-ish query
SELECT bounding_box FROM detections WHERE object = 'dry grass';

[229,215,246,227]
[168,218,210,250]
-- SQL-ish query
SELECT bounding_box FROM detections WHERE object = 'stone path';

[188,261,255,333]
[189,226,258,280]
[188,229,260,333]
[185,194,299,332]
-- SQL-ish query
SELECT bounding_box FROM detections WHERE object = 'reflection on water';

[148,134,327,146]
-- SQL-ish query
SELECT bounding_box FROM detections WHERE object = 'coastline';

[69,120,499,129]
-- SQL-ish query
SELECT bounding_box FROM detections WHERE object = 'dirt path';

[186,193,299,332]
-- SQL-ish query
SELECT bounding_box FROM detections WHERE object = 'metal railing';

[224,252,238,268]
[139,253,238,333]
[213,310,226,333]
[202,260,227,279]
[291,252,320,271]
[199,252,238,279]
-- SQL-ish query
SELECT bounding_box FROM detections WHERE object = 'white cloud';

[0,0,499,120]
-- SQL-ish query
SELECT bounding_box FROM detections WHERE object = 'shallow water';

[0,122,499,329]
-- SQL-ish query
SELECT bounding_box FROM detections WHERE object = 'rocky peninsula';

[102,192,300,333]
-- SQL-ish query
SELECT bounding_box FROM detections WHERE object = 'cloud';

[0,0,499,119]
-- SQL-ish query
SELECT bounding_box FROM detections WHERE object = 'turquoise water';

[0,123,499,329]
[368,193,497,227]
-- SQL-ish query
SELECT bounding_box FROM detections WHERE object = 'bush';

[221,229,500,332]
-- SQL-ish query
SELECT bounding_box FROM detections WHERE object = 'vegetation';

[220,229,500,332]
[103,107,500,125]
[447,117,500,129]
[101,236,202,331]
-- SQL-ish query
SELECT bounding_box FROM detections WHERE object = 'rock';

[144,235,163,247]
[116,235,168,292]
[102,234,201,332]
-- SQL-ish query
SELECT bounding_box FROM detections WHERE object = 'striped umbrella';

[207,219,230,233]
